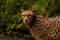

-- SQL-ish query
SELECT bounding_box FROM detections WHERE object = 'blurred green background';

[0,0,60,40]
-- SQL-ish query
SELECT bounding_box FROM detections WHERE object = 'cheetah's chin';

[23,21,30,24]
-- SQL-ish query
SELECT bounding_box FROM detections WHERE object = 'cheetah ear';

[30,9,36,12]
[31,9,36,14]
[21,9,25,13]
[33,10,36,13]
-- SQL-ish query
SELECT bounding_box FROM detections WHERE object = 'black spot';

[53,32,55,34]
[54,36,56,38]
[40,30,42,31]
[55,29,57,31]
[42,28,44,29]
[56,32,58,33]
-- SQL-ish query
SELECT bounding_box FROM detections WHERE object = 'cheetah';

[21,9,60,40]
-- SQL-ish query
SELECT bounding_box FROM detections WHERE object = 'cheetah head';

[21,9,35,24]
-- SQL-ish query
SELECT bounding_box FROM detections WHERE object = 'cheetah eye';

[28,14,31,17]
[23,15,25,17]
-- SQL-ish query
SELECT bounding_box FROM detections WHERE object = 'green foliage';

[0,0,60,40]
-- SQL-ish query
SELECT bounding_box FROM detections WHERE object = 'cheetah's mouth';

[23,17,33,24]
[23,19,31,24]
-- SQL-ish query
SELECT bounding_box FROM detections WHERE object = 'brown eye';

[28,14,31,17]
[23,15,25,17]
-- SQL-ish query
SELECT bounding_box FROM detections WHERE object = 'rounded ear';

[33,10,36,13]
[30,9,36,13]
[31,10,37,14]
[21,9,25,13]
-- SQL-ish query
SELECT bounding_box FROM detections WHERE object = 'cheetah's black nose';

[25,20,27,23]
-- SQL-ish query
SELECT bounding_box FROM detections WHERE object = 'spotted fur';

[30,15,60,40]
[22,10,60,40]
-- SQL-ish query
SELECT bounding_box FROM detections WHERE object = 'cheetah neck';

[26,15,45,29]
[30,15,36,26]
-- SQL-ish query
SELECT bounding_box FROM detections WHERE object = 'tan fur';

[21,10,60,40]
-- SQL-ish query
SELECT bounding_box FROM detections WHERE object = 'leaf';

[17,17,22,22]
[16,23,23,29]
[7,24,15,29]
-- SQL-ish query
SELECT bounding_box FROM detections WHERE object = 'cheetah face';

[21,9,35,24]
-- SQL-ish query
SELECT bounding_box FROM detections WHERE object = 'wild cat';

[21,9,60,40]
